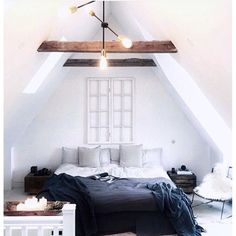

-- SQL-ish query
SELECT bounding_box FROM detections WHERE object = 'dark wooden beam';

[38,41,177,53]
[63,58,157,67]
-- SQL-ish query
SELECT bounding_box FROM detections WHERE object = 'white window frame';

[87,77,135,144]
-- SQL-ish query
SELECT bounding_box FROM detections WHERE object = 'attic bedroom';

[3,0,232,236]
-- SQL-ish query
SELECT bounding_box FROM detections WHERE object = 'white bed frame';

[4,204,76,236]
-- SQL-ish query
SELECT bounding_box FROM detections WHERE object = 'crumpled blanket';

[147,182,204,236]
[37,173,97,236]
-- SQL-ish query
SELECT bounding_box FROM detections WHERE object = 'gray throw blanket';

[147,182,204,236]
[37,174,97,236]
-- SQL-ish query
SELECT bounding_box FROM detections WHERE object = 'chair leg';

[221,201,225,220]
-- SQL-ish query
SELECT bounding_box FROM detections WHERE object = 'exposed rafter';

[63,58,157,67]
[38,41,177,53]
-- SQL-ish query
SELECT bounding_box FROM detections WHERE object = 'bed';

[38,146,203,236]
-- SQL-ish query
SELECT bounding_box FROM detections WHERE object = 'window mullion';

[97,81,101,142]
[120,80,124,143]
[109,79,113,143]
[131,79,134,142]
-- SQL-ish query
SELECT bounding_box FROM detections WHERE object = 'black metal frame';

[191,190,232,220]
[75,1,120,39]
[74,1,122,58]
[76,0,95,10]
[91,1,120,39]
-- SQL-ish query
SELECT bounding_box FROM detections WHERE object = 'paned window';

[87,78,134,144]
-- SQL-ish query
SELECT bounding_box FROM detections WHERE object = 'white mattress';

[55,163,170,179]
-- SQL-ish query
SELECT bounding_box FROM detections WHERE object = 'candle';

[39,197,47,208]
[16,203,25,211]
[16,197,48,211]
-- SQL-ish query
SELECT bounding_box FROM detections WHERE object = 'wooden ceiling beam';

[63,58,157,67]
[38,40,177,53]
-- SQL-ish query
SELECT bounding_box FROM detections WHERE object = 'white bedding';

[55,163,170,179]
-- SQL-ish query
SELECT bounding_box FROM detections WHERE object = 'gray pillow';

[62,147,78,164]
[100,148,111,166]
[78,146,101,167]
[120,144,143,167]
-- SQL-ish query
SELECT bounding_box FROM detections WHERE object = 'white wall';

[12,67,215,187]
[111,0,232,127]
[4,0,106,190]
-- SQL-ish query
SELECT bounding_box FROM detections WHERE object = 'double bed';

[38,146,203,236]
[55,163,175,235]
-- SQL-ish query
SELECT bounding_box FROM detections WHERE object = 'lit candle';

[16,203,25,211]
[16,197,48,211]
[39,197,47,209]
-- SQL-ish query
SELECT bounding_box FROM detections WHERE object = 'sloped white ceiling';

[110,0,232,127]
[4,0,111,189]
[4,0,231,188]
[4,0,231,143]
[4,0,108,140]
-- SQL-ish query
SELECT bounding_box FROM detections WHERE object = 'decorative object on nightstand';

[167,168,196,194]
[24,168,53,194]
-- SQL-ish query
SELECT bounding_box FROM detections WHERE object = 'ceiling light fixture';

[69,1,133,69]
[69,1,95,14]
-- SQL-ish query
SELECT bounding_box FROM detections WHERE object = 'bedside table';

[167,171,196,194]
[24,173,53,195]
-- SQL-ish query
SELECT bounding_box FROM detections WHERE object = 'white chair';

[191,163,232,219]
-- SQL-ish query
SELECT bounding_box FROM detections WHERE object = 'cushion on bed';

[120,144,143,167]
[142,148,162,167]
[110,148,120,164]
[62,147,78,164]
[100,148,111,166]
[78,146,101,167]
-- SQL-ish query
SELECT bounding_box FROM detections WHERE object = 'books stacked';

[177,170,193,175]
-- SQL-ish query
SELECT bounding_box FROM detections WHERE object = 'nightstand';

[167,171,196,194]
[24,173,53,195]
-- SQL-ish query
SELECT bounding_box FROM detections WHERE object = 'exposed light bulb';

[118,36,133,49]
[100,50,108,70]
[89,10,95,16]
[69,6,78,14]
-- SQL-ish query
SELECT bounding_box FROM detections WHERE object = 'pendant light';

[69,1,133,69]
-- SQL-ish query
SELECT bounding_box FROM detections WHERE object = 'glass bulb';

[100,55,108,70]
[89,10,95,16]
[118,36,133,49]
[100,50,108,70]
[69,6,78,14]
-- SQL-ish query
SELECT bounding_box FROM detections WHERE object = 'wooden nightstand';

[167,171,196,194]
[24,173,53,195]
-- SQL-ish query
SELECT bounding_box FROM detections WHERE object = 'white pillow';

[100,148,111,166]
[120,144,143,167]
[110,148,120,164]
[62,147,78,164]
[142,148,162,167]
[78,146,101,167]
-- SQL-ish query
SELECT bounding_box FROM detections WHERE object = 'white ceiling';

[4,0,232,146]
[4,0,232,189]
[110,0,232,127]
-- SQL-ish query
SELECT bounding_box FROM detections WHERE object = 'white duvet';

[55,163,170,179]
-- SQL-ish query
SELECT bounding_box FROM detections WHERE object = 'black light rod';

[77,0,95,9]
[107,26,119,37]
[92,13,119,37]
[94,14,103,23]
[103,1,105,22]
[102,1,105,49]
